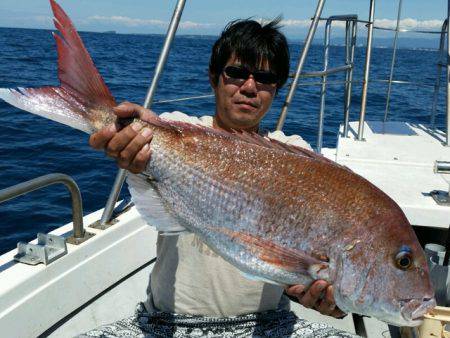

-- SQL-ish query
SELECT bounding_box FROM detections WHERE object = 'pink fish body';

[0,0,436,326]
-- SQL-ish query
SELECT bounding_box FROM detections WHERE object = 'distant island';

[102,31,117,34]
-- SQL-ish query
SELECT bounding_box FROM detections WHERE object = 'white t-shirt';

[144,111,312,316]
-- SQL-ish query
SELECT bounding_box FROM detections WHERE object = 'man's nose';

[240,75,257,96]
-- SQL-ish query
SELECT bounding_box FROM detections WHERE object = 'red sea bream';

[0,0,436,326]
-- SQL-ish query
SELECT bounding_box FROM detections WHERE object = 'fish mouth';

[400,297,436,325]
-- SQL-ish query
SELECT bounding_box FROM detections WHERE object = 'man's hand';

[89,102,156,174]
[285,281,346,318]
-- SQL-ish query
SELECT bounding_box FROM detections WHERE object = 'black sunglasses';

[223,65,278,85]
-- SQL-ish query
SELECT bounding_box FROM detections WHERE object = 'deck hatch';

[367,121,417,136]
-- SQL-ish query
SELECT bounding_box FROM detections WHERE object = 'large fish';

[0,0,436,327]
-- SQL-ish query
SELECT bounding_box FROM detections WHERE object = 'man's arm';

[89,102,346,319]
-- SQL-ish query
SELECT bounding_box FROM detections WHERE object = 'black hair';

[209,18,290,91]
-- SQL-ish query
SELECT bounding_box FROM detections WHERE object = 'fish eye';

[395,251,413,270]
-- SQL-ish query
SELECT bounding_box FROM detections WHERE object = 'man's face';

[211,56,277,132]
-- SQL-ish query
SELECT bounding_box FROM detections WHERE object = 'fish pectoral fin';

[127,173,190,233]
[159,230,191,236]
[217,227,328,276]
[257,243,328,277]
[239,271,284,286]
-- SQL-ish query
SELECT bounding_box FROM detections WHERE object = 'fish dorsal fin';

[234,130,334,164]
[149,118,332,163]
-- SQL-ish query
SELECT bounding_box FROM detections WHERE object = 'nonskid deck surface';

[322,121,450,229]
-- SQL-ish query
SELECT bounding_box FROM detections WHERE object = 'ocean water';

[0,27,446,254]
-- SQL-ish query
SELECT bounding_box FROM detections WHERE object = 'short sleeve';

[159,111,212,127]
[266,130,313,151]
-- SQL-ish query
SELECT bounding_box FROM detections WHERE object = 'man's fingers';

[113,102,140,118]
[316,286,347,318]
[117,128,153,169]
[114,102,157,121]
[300,281,327,309]
[285,282,346,318]
[89,124,116,150]
[88,102,155,175]
[315,286,336,315]
[106,122,142,157]
[325,286,347,318]
[285,284,305,298]
[127,144,152,174]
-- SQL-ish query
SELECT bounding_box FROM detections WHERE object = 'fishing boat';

[0,0,449,337]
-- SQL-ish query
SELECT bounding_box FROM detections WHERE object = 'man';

[88,19,350,337]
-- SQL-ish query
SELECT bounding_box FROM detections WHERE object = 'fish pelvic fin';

[0,0,116,134]
[127,173,190,234]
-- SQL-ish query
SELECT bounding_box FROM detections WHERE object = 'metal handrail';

[276,0,326,131]
[431,19,448,128]
[316,17,332,152]
[154,94,214,104]
[343,18,357,138]
[0,173,84,239]
[100,0,187,226]
[276,9,357,152]
[317,16,443,34]
[316,15,357,152]
[372,26,444,34]
[298,64,352,78]
[357,0,376,141]
[384,0,403,122]
[150,77,440,106]
[355,0,449,144]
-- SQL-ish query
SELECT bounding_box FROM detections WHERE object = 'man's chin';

[231,109,260,122]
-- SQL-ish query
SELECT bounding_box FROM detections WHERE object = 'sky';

[0,0,447,38]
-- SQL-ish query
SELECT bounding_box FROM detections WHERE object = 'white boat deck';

[322,121,450,229]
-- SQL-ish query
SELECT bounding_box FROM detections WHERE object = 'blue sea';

[0,27,446,254]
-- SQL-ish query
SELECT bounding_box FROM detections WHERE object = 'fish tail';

[0,0,117,134]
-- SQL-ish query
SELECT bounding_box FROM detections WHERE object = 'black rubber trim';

[39,257,156,337]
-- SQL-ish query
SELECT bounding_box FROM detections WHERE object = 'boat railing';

[100,0,186,225]
[276,0,450,148]
[367,0,449,145]
[0,173,92,252]
[357,0,450,145]
[431,19,449,128]
[275,0,326,132]
[278,14,358,152]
